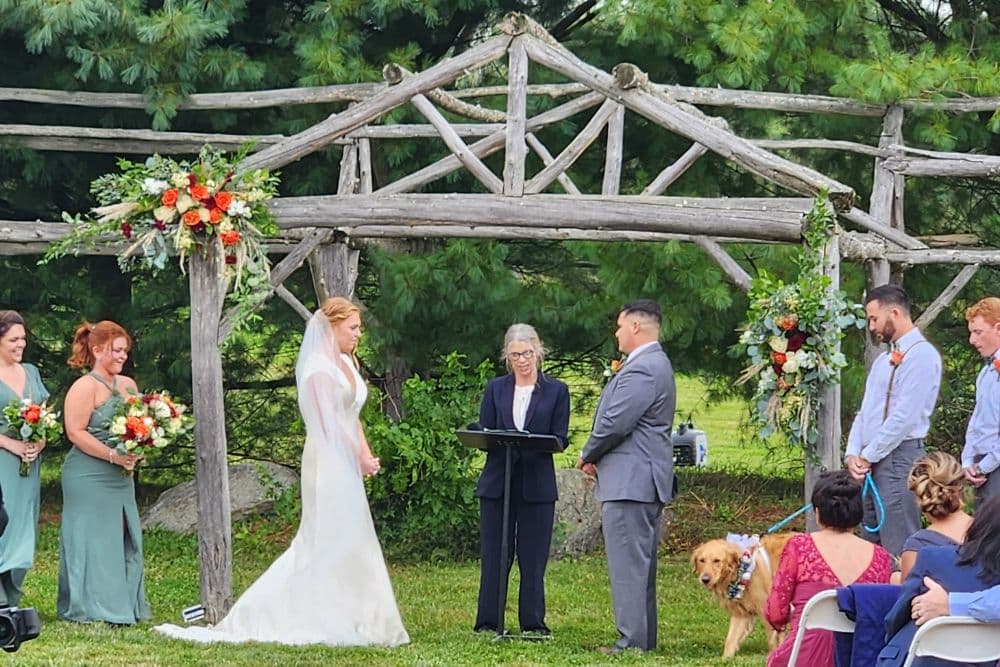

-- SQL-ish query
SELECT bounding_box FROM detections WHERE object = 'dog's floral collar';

[726,549,757,600]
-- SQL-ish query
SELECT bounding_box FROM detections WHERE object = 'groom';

[577,299,676,653]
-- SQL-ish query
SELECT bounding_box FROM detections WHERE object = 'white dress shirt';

[624,341,658,366]
[846,327,942,463]
[962,352,1000,473]
[513,384,534,431]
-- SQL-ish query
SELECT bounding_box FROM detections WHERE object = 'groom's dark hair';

[621,299,661,325]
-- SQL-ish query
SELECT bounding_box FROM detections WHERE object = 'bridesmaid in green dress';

[0,310,49,606]
[58,320,150,624]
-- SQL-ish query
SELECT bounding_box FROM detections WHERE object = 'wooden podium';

[456,428,565,640]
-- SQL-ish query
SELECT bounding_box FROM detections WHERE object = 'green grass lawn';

[14,375,810,665]
[21,520,780,666]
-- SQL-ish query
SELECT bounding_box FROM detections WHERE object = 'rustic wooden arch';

[2,13,999,621]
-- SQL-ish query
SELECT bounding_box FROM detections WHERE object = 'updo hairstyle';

[908,452,965,519]
[812,470,864,531]
[67,320,132,370]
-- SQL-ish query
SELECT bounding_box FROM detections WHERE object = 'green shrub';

[364,353,494,562]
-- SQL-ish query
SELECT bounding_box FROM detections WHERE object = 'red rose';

[220,230,241,246]
[121,222,133,240]
[23,405,41,424]
[786,331,808,352]
[225,255,237,265]
[161,189,179,206]
[772,352,787,365]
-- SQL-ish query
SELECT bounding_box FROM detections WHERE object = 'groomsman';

[577,299,675,654]
[961,297,1000,504]
[845,284,942,558]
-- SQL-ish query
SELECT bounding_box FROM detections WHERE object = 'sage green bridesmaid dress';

[0,363,48,606]
[57,373,151,624]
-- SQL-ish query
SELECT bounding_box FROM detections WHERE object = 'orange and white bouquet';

[108,391,192,474]
[2,398,62,476]
[49,144,279,304]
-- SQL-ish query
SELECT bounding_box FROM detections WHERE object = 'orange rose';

[125,416,150,440]
[23,405,41,424]
[772,352,787,365]
[890,350,904,366]
[161,189,179,206]
[994,358,1000,373]
[214,191,233,210]
[220,230,241,246]
[209,208,222,224]
[609,359,623,373]
[182,210,202,227]
[189,184,209,200]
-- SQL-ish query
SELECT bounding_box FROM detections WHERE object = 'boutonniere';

[890,349,904,367]
[603,358,624,379]
[993,358,1000,373]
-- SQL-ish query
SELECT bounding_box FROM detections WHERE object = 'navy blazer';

[475,373,570,503]
[878,546,1000,667]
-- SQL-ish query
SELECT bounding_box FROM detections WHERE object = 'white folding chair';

[788,589,856,667]
[902,616,1000,667]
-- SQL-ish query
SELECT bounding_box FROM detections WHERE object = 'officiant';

[473,323,569,638]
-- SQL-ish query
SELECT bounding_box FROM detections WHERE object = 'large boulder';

[550,468,602,558]
[549,468,674,558]
[142,461,299,533]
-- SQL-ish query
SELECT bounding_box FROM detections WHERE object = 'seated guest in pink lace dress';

[765,471,893,667]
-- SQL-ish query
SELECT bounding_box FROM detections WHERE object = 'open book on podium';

[455,428,565,454]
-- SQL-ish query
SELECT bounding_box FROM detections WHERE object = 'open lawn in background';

[19,375,809,665]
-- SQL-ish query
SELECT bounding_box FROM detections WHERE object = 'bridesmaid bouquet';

[108,391,192,475]
[2,398,62,476]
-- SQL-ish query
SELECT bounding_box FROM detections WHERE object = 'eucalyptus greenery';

[735,195,864,449]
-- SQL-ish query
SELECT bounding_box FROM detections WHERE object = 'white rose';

[153,206,176,222]
[782,356,800,374]
[170,173,190,188]
[141,178,169,195]
[175,193,196,213]
[227,200,250,218]
[768,336,788,353]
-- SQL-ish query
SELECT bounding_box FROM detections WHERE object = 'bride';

[155,298,409,647]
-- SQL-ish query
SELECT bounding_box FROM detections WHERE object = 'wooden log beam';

[524,99,617,194]
[882,155,1000,177]
[383,64,507,123]
[189,242,233,622]
[840,208,926,250]
[520,39,856,211]
[0,124,288,154]
[409,94,503,193]
[275,284,312,321]
[641,143,709,196]
[336,224,767,244]
[503,37,529,196]
[525,133,582,194]
[241,34,511,171]
[915,264,980,329]
[886,249,1000,265]
[376,92,604,195]
[602,103,625,195]
[270,194,811,242]
[751,138,890,158]
[692,237,752,291]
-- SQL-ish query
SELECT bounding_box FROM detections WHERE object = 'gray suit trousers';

[862,438,924,560]
[974,455,1000,507]
[601,500,662,651]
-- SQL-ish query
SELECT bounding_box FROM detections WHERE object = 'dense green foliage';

[1,1,999,555]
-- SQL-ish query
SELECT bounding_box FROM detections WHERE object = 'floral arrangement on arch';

[49,144,279,299]
[735,195,864,449]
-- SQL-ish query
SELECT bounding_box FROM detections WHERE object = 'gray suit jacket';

[581,342,676,504]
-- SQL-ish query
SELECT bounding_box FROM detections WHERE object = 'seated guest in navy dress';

[899,453,973,580]
[879,495,1000,667]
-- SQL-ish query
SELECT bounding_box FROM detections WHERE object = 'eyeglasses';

[507,350,535,361]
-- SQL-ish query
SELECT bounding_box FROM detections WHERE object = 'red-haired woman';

[58,320,150,625]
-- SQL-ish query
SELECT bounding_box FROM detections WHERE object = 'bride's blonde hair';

[321,297,362,367]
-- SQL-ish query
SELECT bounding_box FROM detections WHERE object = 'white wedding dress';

[154,312,409,647]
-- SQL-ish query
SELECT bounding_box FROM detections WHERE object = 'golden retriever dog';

[690,532,796,658]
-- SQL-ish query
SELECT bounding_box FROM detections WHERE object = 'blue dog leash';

[765,472,884,534]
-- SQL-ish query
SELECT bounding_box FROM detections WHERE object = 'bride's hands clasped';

[361,456,381,477]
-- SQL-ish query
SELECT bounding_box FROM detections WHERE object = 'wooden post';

[189,240,233,622]
[806,229,842,530]
[503,37,528,196]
